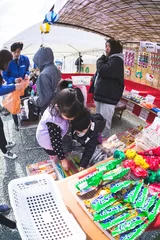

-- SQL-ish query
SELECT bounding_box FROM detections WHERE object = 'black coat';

[72,114,106,168]
[94,54,124,105]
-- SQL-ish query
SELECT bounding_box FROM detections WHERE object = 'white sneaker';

[6,142,16,148]
[3,151,17,160]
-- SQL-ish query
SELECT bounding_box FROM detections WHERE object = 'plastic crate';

[8,174,86,240]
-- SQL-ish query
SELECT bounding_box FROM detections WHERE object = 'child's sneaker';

[3,151,17,160]
[6,141,16,148]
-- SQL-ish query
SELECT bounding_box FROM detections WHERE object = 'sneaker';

[15,125,19,131]
[0,204,10,213]
[6,141,16,149]
[3,151,17,160]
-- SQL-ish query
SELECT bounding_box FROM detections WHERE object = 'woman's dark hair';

[0,49,13,85]
[106,39,123,56]
[71,108,91,132]
[50,88,84,119]
[0,49,13,71]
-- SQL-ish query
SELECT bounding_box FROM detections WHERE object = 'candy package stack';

[75,162,160,240]
[26,160,58,180]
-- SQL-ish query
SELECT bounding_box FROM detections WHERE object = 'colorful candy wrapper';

[93,203,127,222]
[110,181,135,194]
[125,149,137,159]
[138,147,160,157]
[124,181,143,203]
[96,160,117,173]
[100,211,131,230]
[148,198,160,221]
[139,194,157,213]
[123,159,136,171]
[102,167,130,181]
[132,166,148,178]
[118,222,150,240]
[113,150,126,161]
[133,186,148,208]
[91,193,116,213]
[83,188,110,208]
[111,213,146,237]
[75,171,102,191]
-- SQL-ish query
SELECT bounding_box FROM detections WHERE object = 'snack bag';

[93,203,127,222]
[124,181,143,203]
[133,186,148,208]
[111,213,146,237]
[91,193,116,213]
[100,211,131,230]
[102,167,130,181]
[110,181,135,194]
[75,171,102,191]
[118,222,150,240]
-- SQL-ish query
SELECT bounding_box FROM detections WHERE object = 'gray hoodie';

[33,47,61,113]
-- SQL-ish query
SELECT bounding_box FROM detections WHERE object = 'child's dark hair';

[71,108,91,132]
[58,80,84,105]
[50,88,84,119]
[58,80,72,91]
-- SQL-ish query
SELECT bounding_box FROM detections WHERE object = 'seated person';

[71,108,106,171]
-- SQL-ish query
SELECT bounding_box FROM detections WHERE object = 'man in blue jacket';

[3,42,30,130]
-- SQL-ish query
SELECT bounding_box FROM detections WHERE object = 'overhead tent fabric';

[3,24,105,58]
[57,0,160,42]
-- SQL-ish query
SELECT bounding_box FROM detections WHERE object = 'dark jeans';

[0,117,7,154]
[0,214,16,229]
[12,114,18,126]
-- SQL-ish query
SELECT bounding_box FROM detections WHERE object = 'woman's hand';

[15,83,23,90]
[79,167,85,172]
[61,159,70,171]
[15,78,22,83]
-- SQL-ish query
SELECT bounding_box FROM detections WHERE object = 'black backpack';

[28,100,40,122]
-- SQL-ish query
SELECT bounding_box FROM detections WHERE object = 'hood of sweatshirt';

[33,47,54,72]
[109,53,124,61]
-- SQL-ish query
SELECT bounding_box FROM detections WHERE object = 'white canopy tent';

[3,23,105,72]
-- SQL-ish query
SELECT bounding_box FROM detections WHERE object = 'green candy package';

[93,203,127,222]
[75,171,102,191]
[148,198,160,221]
[113,150,126,161]
[123,181,143,203]
[91,193,116,213]
[96,160,117,173]
[100,211,131,230]
[119,222,150,240]
[110,181,135,194]
[139,194,157,214]
[102,167,130,181]
[111,213,146,237]
[133,186,148,208]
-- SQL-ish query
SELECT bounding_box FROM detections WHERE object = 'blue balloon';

[45,11,59,24]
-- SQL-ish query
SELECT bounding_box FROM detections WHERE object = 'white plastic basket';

[8,174,86,240]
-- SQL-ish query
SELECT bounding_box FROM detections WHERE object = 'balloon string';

[41,33,44,46]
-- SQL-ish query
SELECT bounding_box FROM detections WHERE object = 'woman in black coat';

[94,39,124,138]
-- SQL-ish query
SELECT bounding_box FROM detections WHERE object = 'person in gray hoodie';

[94,39,124,139]
[33,47,61,113]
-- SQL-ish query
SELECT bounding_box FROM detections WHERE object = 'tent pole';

[64,56,66,72]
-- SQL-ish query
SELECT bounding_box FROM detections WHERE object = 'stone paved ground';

[0,111,160,240]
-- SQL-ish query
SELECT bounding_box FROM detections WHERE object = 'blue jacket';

[3,55,30,84]
[0,84,15,96]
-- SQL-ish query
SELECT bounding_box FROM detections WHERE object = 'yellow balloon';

[40,23,51,33]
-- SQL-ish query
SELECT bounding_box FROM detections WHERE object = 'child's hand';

[79,167,85,172]
[61,159,69,171]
